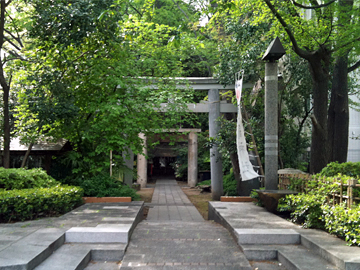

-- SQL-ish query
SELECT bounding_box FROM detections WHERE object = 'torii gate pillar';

[188,131,198,187]
[137,133,147,188]
[209,89,223,200]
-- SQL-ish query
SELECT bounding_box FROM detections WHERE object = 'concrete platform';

[209,201,360,270]
[0,202,144,270]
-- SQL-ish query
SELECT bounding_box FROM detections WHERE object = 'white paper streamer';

[235,74,259,181]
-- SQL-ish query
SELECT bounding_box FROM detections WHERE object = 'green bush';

[0,168,60,190]
[197,180,211,186]
[196,172,237,195]
[285,193,327,229]
[78,174,140,200]
[280,174,360,246]
[223,172,237,196]
[320,162,360,178]
[0,185,83,222]
[322,204,360,246]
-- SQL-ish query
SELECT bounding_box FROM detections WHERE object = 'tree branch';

[292,0,336,9]
[128,3,143,17]
[348,59,360,73]
[263,0,310,59]
[5,0,12,7]
[4,35,21,50]
[4,28,23,48]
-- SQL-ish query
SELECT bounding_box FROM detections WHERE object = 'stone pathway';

[120,179,252,270]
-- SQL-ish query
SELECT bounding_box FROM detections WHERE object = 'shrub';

[0,185,83,222]
[322,204,360,246]
[320,162,360,178]
[0,168,60,190]
[78,174,140,200]
[223,172,237,196]
[285,193,326,229]
[197,180,211,186]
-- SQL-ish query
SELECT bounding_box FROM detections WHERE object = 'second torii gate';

[135,77,252,200]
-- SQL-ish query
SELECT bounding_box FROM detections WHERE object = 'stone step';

[242,245,339,270]
[278,245,340,270]
[0,228,65,270]
[300,233,360,270]
[84,261,120,270]
[235,229,300,245]
[66,224,132,243]
[34,243,126,270]
[34,244,90,270]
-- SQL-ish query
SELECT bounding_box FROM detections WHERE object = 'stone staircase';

[0,202,144,270]
[209,201,360,270]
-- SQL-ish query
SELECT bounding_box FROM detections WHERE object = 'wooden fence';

[278,174,360,208]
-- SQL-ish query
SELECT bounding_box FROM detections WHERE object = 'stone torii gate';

[135,77,252,200]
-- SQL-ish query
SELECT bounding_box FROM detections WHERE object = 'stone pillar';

[265,62,279,190]
[137,133,147,188]
[209,89,223,200]
[123,148,134,186]
[188,131,198,187]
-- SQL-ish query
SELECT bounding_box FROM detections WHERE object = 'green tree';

[216,0,360,173]
[211,7,311,172]
[14,0,210,176]
[0,0,30,168]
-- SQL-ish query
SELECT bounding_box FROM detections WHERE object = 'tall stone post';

[265,62,278,190]
[209,89,223,200]
[188,131,198,187]
[137,133,147,188]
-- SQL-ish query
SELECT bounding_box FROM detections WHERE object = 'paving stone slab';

[235,229,300,245]
[65,226,130,243]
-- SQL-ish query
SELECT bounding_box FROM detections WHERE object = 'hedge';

[320,161,360,178]
[280,174,360,246]
[0,185,83,222]
[74,174,140,200]
[0,167,60,190]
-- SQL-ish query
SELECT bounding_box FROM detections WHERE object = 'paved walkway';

[120,179,252,270]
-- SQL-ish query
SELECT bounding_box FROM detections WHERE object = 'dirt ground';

[136,188,154,203]
[178,181,212,220]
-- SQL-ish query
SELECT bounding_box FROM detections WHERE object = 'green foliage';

[285,193,326,229]
[196,172,237,195]
[281,174,360,245]
[76,174,140,200]
[223,172,237,196]
[0,185,83,222]
[0,168,60,190]
[197,180,211,186]
[320,162,360,178]
[322,204,360,246]
[250,188,264,207]
[14,0,210,178]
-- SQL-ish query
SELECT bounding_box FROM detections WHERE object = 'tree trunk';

[21,142,34,168]
[3,84,10,168]
[0,0,9,168]
[308,53,330,173]
[229,152,241,194]
[327,0,353,163]
[327,55,349,163]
